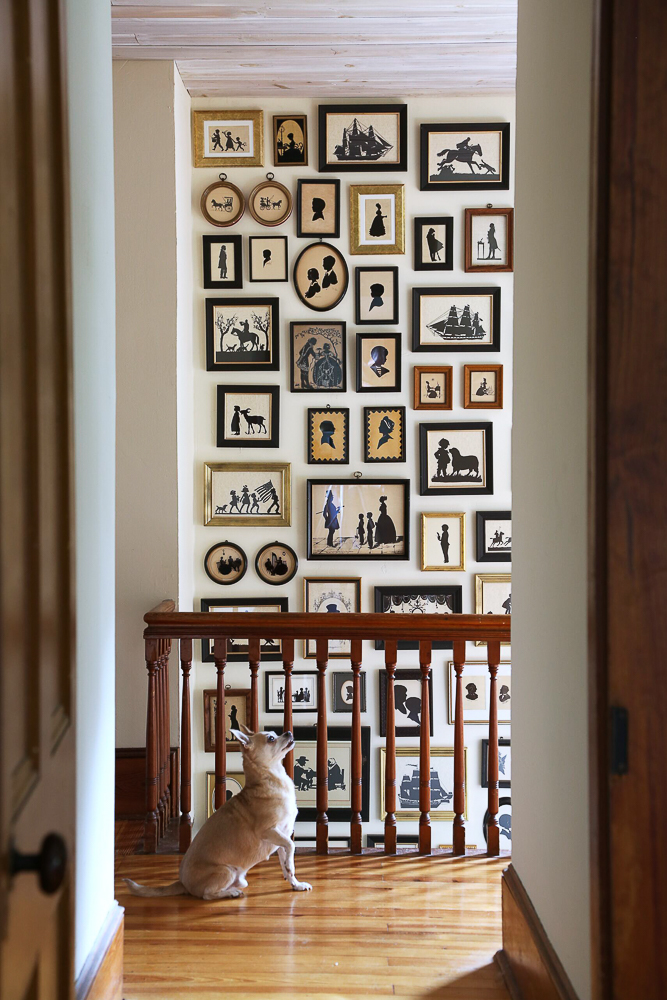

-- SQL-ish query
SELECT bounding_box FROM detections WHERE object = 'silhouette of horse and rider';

[434,136,497,177]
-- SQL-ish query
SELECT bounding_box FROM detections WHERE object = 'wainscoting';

[116,747,179,820]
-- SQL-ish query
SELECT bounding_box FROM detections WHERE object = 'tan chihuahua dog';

[124,726,312,899]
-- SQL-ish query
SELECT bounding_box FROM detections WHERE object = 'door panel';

[0,0,75,997]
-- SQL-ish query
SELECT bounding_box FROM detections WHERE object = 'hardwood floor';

[116,851,510,999]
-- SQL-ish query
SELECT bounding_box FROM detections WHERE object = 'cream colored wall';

[188,95,515,841]
[512,1,593,996]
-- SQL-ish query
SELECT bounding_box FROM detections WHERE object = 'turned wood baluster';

[452,638,466,856]
[179,638,193,852]
[350,638,363,855]
[384,640,398,855]
[419,640,432,855]
[282,638,295,779]
[144,638,160,853]
[316,637,329,855]
[214,637,227,811]
[486,639,501,856]
[249,637,260,733]
[157,644,166,838]
[163,640,172,828]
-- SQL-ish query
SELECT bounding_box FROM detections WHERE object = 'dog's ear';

[230,729,250,746]
[239,722,254,736]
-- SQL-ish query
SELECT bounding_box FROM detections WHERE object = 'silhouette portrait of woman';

[375,495,397,545]
[369,282,385,311]
[224,130,235,151]
[369,345,390,378]
[305,267,321,299]
[426,227,444,262]
[311,197,326,221]
[377,415,394,448]
[369,202,387,237]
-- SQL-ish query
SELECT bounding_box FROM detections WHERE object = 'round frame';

[200,179,245,228]
[204,541,248,586]
[292,241,349,312]
[483,795,512,844]
[248,178,293,227]
[254,541,299,586]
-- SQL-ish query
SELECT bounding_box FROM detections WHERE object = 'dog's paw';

[229,888,244,898]
[292,880,312,891]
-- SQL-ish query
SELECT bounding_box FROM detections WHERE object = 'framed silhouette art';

[205,296,280,372]
[306,478,410,561]
[203,235,243,289]
[379,669,434,737]
[412,287,500,353]
[255,541,298,586]
[476,510,512,562]
[446,660,512,724]
[216,384,279,448]
[465,207,514,272]
[296,179,340,238]
[318,104,407,172]
[273,114,308,166]
[204,461,291,527]
[293,241,349,311]
[413,366,453,410]
[248,235,288,282]
[203,688,251,751]
[463,364,504,409]
[363,406,406,463]
[414,216,454,271]
[419,122,510,191]
[248,176,292,227]
[290,322,346,393]
[349,184,405,255]
[193,110,264,168]
[303,576,361,658]
[200,597,289,663]
[373,585,463,649]
[421,512,466,571]
[354,266,399,325]
[356,332,402,392]
[419,421,494,497]
[200,178,245,228]
[307,407,349,464]
[203,541,248,586]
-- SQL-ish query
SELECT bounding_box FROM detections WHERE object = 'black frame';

[483,796,512,846]
[419,421,494,497]
[290,321,347,393]
[216,384,280,448]
[363,405,406,463]
[476,510,512,562]
[318,103,408,173]
[203,541,248,586]
[296,178,341,238]
[366,834,419,848]
[273,113,308,167]
[481,738,511,789]
[419,121,511,191]
[265,671,318,713]
[307,407,350,464]
[373,585,463,649]
[205,296,280,372]
[356,331,402,392]
[290,726,371,822]
[292,241,349,312]
[306,478,411,561]
[354,266,399,325]
[248,235,288,283]
[200,597,288,662]
[255,541,299,586]
[412,286,501,353]
[203,234,243,289]
[332,671,367,713]
[413,216,454,271]
[379,668,434,737]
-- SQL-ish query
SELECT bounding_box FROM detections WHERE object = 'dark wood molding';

[75,901,124,1000]
[498,865,580,1000]
[116,747,179,820]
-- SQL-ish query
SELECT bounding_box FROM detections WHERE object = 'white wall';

[189,95,515,841]
[512,1,593,996]
[66,0,117,978]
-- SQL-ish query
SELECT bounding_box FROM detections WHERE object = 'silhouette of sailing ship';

[427,303,486,342]
[333,118,393,162]
[399,765,452,809]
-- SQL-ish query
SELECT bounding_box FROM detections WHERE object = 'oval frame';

[204,541,248,586]
[255,541,299,586]
[293,241,349,313]
[248,179,293,227]
[200,180,246,228]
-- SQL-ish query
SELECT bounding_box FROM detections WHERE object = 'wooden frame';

[204,461,291,527]
[465,207,514,273]
[193,109,264,168]
[318,103,408,173]
[332,671,367,713]
[374,584,463,649]
[356,331,402,393]
[273,113,308,167]
[482,737,511,788]
[202,235,243,289]
[476,510,511,563]
[379,669,434,738]
[248,177,293,227]
[203,688,251,752]
[290,321,347,393]
[463,364,504,409]
[292,241,349,312]
[200,178,245,228]
[474,574,511,645]
[413,365,453,411]
[446,660,512,725]
[254,541,299,586]
[303,576,361,658]
[205,296,280,372]
[216,384,280,448]
[306,478,410,561]
[203,541,248,586]
[380,747,466,822]
[363,405,406,463]
[412,286,501,353]
[414,216,454,271]
[419,122,510,191]
[206,771,245,818]
[354,266,399,325]
[264,671,318,713]
[349,184,405,255]
[419,421,494,497]
[248,235,288,283]
[307,407,350,465]
[296,179,340,238]
[200,597,288,662]
[421,512,466,571]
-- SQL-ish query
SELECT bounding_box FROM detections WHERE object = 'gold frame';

[302,577,362,659]
[273,113,308,167]
[192,109,264,168]
[206,771,246,818]
[380,747,467,822]
[463,363,504,409]
[349,184,405,255]
[446,660,512,725]
[474,573,512,645]
[204,462,291,527]
[421,512,466,571]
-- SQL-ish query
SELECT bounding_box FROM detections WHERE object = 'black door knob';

[10,833,67,894]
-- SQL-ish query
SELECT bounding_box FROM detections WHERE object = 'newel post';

[350,638,363,855]
[144,637,160,854]
[179,638,193,853]
[452,638,466,856]
[419,640,432,855]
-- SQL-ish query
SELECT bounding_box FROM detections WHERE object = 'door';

[0,0,76,997]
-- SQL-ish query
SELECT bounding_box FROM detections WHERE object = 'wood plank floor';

[116,851,510,1000]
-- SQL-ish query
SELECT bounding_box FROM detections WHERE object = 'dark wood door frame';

[589,1,667,998]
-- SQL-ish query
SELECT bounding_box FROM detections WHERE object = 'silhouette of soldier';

[266,486,280,515]
[323,489,340,547]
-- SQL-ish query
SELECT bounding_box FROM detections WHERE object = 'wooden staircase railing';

[142,601,510,857]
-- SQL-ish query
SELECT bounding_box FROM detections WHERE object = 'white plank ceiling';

[111,1,517,96]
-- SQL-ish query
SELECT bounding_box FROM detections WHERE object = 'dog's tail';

[123,878,187,897]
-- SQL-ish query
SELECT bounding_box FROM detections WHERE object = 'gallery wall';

[187,94,515,842]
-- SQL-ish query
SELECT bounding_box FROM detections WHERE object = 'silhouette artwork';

[218,244,228,278]
[319,419,336,449]
[305,267,321,300]
[399,765,451,811]
[293,325,345,391]
[377,415,394,448]
[476,376,493,396]
[333,117,394,162]
[427,303,487,343]
[425,379,441,399]
[489,527,511,551]
[264,551,289,578]
[369,203,387,238]
[499,684,511,704]
[465,682,479,702]
[321,255,338,289]
[262,249,272,268]
[355,514,366,547]
[437,524,450,562]
[430,133,500,182]
[212,304,274,366]
[323,490,341,548]
[502,592,512,614]
[431,436,482,482]
[395,684,421,725]
[375,496,397,545]
[366,512,375,549]
[369,283,384,311]
[310,481,406,558]
[312,197,326,221]
[227,702,239,736]
[213,479,281,518]
[426,227,444,261]
[211,128,224,152]
[369,345,390,379]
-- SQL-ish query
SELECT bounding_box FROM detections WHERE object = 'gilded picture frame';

[204,461,291,527]
[193,109,264,168]
[349,184,405,255]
